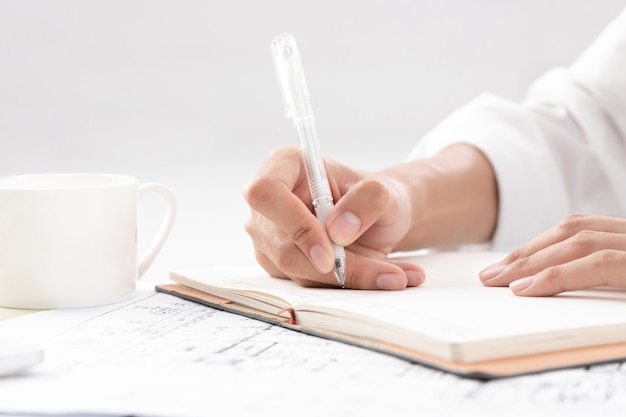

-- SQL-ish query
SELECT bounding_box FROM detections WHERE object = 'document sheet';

[0,290,624,417]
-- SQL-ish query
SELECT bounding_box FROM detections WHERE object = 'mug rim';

[0,173,139,191]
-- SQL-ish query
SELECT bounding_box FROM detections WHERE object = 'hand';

[479,213,626,296]
[243,146,425,290]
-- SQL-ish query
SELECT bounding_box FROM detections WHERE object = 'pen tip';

[334,257,346,289]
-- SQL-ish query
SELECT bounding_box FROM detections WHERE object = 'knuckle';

[342,264,375,290]
[506,254,532,275]
[243,216,257,236]
[505,248,524,263]
[513,255,532,270]
[342,269,361,290]
[597,249,619,264]
[542,265,563,286]
[267,145,300,160]
[591,249,619,271]
[359,179,389,205]
[590,250,626,287]
[290,222,316,245]
[567,229,597,252]
[536,265,567,294]
[558,213,588,233]
[244,213,275,244]
[242,176,274,208]
[243,146,301,206]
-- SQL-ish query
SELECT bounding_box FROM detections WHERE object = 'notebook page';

[296,251,626,362]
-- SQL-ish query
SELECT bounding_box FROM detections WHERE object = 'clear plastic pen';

[270,33,347,288]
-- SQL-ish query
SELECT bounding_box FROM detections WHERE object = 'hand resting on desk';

[480,213,626,296]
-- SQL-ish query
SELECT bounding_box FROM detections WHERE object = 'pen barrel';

[294,116,333,205]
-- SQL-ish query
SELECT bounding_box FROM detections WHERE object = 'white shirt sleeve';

[408,8,626,251]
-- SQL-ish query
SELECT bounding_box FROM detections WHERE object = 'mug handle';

[137,183,177,278]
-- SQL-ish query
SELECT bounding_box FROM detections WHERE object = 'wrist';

[381,144,498,250]
[378,160,434,250]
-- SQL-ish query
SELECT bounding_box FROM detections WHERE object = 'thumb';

[327,178,390,247]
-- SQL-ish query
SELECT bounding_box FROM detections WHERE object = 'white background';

[1,0,624,281]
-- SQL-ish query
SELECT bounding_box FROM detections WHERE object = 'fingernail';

[376,273,404,290]
[331,211,361,246]
[510,276,535,293]
[309,244,332,273]
[479,263,507,281]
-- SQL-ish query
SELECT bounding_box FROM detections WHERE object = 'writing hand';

[243,146,425,290]
[480,213,626,296]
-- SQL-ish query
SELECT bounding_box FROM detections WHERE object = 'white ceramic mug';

[0,173,176,309]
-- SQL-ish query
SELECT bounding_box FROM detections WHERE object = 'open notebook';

[157,251,626,380]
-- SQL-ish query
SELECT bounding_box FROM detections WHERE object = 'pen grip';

[310,181,333,209]
[313,196,333,226]
[315,201,346,265]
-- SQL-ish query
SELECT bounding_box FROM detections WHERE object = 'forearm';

[382,144,498,250]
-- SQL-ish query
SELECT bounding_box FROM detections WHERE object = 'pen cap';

[270,33,314,121]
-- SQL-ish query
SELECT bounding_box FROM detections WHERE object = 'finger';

[509,249,626,296]
[243,157,335,275]
[327,179,390,246]
[482,230,626,287]
[287,251,424,290]
[479,214,626,285]
[249,215,425,290]
[246,214,368,289]
[245,212,330,279]
[387,259,426,287]
[250,146,308,191]
[254,250,337,288]
[341,253,417,290]
[501,214,626,265]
